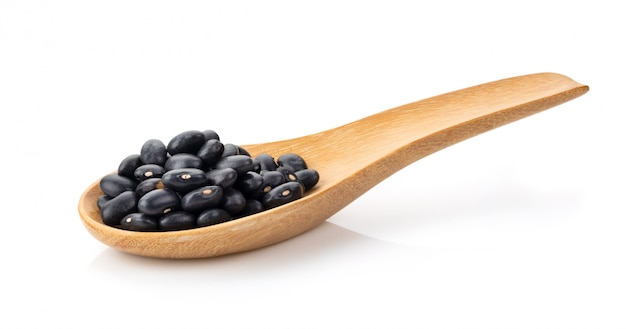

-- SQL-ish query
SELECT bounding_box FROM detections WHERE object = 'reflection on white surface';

[330,160,584,248]
[88,222,403,278]
[82,223,425,329]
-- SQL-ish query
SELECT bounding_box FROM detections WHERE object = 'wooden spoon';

[78,72,588,259]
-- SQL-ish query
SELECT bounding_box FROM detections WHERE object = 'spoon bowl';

[78,72,588,259]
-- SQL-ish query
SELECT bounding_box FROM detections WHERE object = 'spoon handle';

[267,72,588,175]
[328,72,589,172]
[247,72,588,211]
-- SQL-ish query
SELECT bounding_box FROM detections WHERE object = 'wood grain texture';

[78,72,588,259]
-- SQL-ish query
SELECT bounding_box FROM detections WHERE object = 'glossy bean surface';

[119,213,159,231]
[167,130,206,155]
[294,169,320,191]
[159,211,196,231]
[220,188,246,215]
[205,167,238,189]
[100,174,137,198]
[134,164,165,181]
[140,139,167,166]
[181,185,224,213]
[235,171,263,194]
[96,128,320,231]
[137,188,180,216]
[238,199,265,217]
[100,191,138,226]
[196,139,224,166]
[202,129,220,141]
[214,155,255,175]
[161,168,209,193]
[197,208,231,227]
[164,153,203,171]
[135,178,164,197]
[277,153,308,171]
[262,182,304,209]
[118,154,143,178]
[255,153,278,171]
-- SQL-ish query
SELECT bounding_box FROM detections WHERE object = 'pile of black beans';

[97,129,319,232]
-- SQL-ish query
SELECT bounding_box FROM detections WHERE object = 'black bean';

[97,195,112,209]
[260,170,285,192]
[140,139,168,166]
[202,129,220,141]
[238,199,265,217]
[247,170,284,199]
[237,145,251,156]
[167,130,206,155]
[277,153,308,171]
[262,182,304,209]
[276,167,299,183]
[119,213,159,231]
[197,208,232,227]
[205,167,238,189]
[100,174,138,198]
[214,155,255,175]
[100,191,138,226]
[98,129,320,231]
[196,139,224,166]
[135,178,164,198]
[164,153,203,171]
[181,185,223,213]
[251,158,261,173]
[159,211,197,231]
[134,164,166,181]
[220,188,246,215]
[235,171,264,194]
[137,188,180,216]
[221,143,240,157]
[256,153,278,171]
[161,168,209,193]
[118,154,143,179]
[294,169,320,191]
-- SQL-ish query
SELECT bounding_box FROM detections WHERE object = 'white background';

[1,1,624,328]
